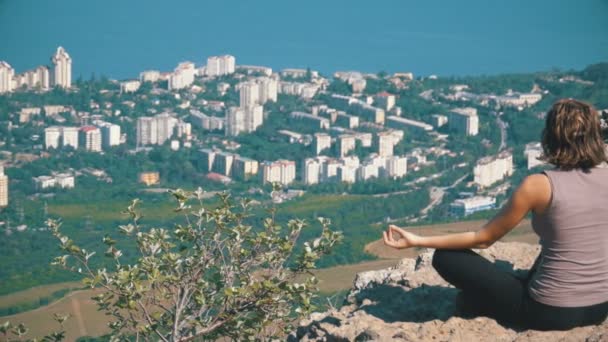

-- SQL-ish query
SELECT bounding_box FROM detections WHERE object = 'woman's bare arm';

[383,174,551,250]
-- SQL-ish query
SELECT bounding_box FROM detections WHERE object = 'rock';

[291,242,607,342]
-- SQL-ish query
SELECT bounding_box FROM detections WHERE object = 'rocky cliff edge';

[290,242,607,342]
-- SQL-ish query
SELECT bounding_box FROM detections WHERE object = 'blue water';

[1,0,607,79]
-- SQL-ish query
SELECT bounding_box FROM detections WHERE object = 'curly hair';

[541,99,607,170]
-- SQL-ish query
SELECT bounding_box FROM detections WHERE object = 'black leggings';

[432,249,608,331]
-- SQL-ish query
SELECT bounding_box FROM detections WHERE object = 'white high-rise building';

[225,105,264,136]
[262,160,296,186]
[524,142,546,169]
[0,166,7,207]
[168,62,196,90]
[255,77,278,103]
[0,61,15,93]
[139,70,161,83]
[474,151,514,188]
[206,55,236,77]
[45,127,62,149]
[313,133,331,155]
[156,113,179,145]
[51,46,72,89]
[120,80,141,93]
[337,165,357,183]
[79,126,102,152]
[303,158,322,185]
[226,107,246,137]
[19,66,50,90]
[137,117,158,146]
[232,156,259,180]
[449,107,479,136]
[62,127,79,149]
[239,81,260,107]
[377,132,394,157]
[96,122,121,148]
[385,156,408,179]
[336,134,356,157]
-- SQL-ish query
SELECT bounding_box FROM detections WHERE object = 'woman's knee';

[432,249,451,271]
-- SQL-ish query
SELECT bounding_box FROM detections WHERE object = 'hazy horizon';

[1,0,608,79]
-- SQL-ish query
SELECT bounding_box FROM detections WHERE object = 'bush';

[38,187,342,341]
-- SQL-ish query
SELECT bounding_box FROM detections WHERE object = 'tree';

[43,187,342,341]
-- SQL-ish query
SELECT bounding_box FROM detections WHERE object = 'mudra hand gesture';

[383,224,420,249]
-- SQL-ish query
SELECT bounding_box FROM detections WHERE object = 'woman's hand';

[382,225,420,249]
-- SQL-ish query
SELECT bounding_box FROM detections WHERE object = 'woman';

[383,99,608,331]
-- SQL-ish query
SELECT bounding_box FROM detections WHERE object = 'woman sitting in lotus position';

[383,99,608,331]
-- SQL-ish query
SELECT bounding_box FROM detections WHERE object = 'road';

[496,112,508,150]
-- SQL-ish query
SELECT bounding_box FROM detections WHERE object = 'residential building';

[62,127,79,149]
[79,126,102,152]
[137,117,158,146]
[431,114,448,128]
[238,81,260,107]
[198,149,217,172]
[449,107,479,136]
[336,134,356,157]
[495,91,543,108]
[303,158,322,185]
[45,127,62,149]
[120,80,141,93]
[18,66,50,90]
[278,81,320,99]
[328,94,384,124]
[190,110,225,131]
[0,61,15,93]
[313,133,331,155]
[450,196,496,217]
[225,105,264,136]
[337,165,357,183]
[355,132,373,147]
[376,132,394,157]
[168,62,196,90]
[51,46,72,88]
[213,152,234,177]
[281,68,319,79]
[384,156,408,179]
[54,173,75,188]
[386,116,433,135]
[255,77,278,103]
[236,65,272,76]
[139,70,161,83]
[232,156,259,180]
[43,105,71,116]
[356,163,379,181]
[473,151,514,188]
[0,166,7,207]
[334,113,359,129]
[290,112,330,130]
[262,160,296,186]
[206,55,236,77]
[19,107,41,123]
[96,122,121,148]
[33,175,56,190]
[374,92,396,111]
[139,172,160,186]
[156,113,179,145]
[524,142,546,169]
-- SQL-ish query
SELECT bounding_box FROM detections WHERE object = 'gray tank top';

[528,164,608,307]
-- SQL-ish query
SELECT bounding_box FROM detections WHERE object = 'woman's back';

[530,164,608,307]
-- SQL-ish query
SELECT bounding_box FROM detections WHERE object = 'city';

[1,46,607,340]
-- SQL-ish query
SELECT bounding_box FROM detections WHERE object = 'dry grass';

[0,282,82,309]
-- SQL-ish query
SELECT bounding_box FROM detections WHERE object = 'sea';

[1,0,607,80]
